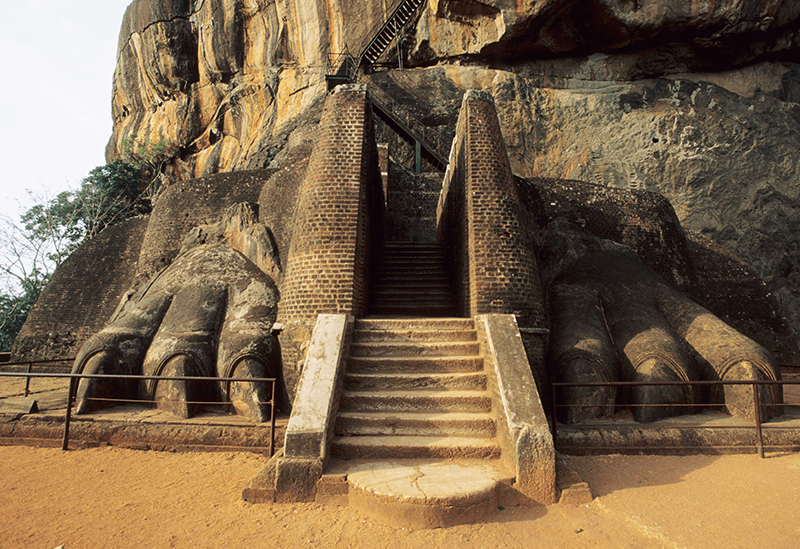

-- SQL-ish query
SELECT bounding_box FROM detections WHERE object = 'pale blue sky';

[0,1,133,221]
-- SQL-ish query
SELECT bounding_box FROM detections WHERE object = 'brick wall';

[685,232,798,364]
[278,84,383,322]
[11,216,150,361]
[522,177,798,364]
[522,178,697,294]
[437,90,548,394]
[437,90,546,329]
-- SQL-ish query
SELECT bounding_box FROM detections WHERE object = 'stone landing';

[326,460,512,529]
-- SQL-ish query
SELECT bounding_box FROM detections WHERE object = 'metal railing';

[0,371,277,456]
[0,357,75,397]
[551,378,799,458]
[355,0,424,68]
[367,84,449,169]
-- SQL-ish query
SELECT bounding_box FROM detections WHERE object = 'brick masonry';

[386,163,441,242]
[277,84,384,323]
[437,90,548,392]
[522,177,797,364]
[136,169,277,284]
[438,91,546,329]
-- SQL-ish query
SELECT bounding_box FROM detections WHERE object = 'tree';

[0,275,47,352]
[0,158,150,352]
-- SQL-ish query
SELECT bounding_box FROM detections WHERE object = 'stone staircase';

[328,317,512,527]
[368,242,456,317]
[332,317,499,460]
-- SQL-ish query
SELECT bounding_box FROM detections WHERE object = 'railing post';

[24,362,32,397]
[753,382,765,459]
[62,376,76,451]
[269,380,276,457]
[551,383,558,453]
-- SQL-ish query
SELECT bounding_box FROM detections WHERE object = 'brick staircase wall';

[386,163,441,242]
[278,84,384,322]
[437,90,548,383]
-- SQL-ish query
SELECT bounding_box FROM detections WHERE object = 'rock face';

[414,0,800,70]
[99,0,800,361]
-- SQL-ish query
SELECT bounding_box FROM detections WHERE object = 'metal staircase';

[358,0,425,68]
[325,0,447,172]
[327,0,425,83]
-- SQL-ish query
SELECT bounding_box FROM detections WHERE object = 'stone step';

[335,411,496,437]
[368,299,455,312]
[368,304,458,316]
[339,390,492,413]
[355,318,474,331]
[378,247,446,256]
[371,278,451,287]
[349,341,479,357]
[347,355,484,374]
[331,435,501,460]
[342,461,508,529]
[351,329,477,343]
[344,371,486,391]
[382,241,445,250]
[375,263,449,273]
[370,289,454,299]
[379,253,447,262]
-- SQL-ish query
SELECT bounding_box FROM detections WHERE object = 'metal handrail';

[355,0,424,68]
[0,371,277,455]
[551,378,800,458]
[0,357,76,397]
[367,84,449,168]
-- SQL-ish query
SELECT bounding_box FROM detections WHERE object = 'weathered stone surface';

[412,0,800,72]
[369,65,800,356]
[283,314,351,460]
[71,205,280,421]
[481,314,556,504]
[11,216,150,362]
[274,456,323,503]
[346,461,501,529]
[108,0,406,180]
[104,1,800,352]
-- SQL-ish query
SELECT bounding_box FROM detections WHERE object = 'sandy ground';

[0,446,798,549]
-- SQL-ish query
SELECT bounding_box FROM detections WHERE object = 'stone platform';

[324,459,514,529]
[0,377,286,454]
[556,407,800,455]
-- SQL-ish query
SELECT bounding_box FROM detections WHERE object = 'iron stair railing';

[326,0,426,83]
[357,0,425,68]
[367,84,449,170]
[325,0,447,171]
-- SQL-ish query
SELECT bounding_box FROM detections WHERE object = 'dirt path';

[0,446,798,548]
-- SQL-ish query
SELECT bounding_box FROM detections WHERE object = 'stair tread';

[333,435,499,447]
[352,329,477,342]
[348,354,482,361]
[346,371,484,381]
[342,389,488,398]
[351,341,476,348]
[337,410,494,420]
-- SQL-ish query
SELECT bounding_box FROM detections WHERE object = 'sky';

[0,1,134,222]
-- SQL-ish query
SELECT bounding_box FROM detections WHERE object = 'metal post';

[415,140,421,173]
[269,380,276,457]
[24,362,32,397]
[753,383,765,459]
[551,383,558,452]
[62,376,76,451]
[396,23,403,70]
